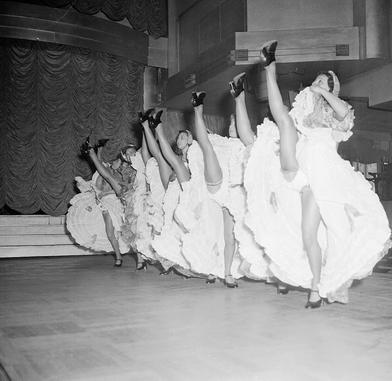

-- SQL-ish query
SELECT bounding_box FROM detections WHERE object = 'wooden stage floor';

[0,255,391,381]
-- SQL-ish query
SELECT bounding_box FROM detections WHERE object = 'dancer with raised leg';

[229,72,287,291]
[67,140,137,267]
[191,92,240,287]
[244,40,391,307]
[143,110,195,277]
[140,110,174,191]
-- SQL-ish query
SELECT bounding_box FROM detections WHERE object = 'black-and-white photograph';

[1,0,392,380]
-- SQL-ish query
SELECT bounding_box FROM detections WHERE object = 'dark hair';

[176,129,189,140]
[119,144,136,162]
[317,71,334,93]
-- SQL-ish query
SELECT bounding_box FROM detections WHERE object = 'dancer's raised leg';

[140,132,151,165]
[192,92,238,288]
[261,41,298,174]
[229,73,255,146]
[192,92,222,186]
[141,116,172,189]
[154,112,190,184]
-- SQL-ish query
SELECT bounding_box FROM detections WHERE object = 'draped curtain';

[12,0,167,37]
[0,38,144,216]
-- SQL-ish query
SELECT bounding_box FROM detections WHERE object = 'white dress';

[122,151,153,258]
[145,157,165,236]
[66,172,130,253]
[206,135,269,280]
[245,88,391,303]
[130,157,165,262]
[175,141,242,279]
[151,178,190,270]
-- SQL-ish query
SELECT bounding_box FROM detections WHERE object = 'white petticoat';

[245,115,391,302]
[175,142,243,278]
[145,157,164,235]
[152,179,190,270]
[66,186,129,253]
[205,135,269,280]
[123,151,153,258]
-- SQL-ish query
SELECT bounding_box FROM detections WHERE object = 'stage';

[0,255,391,381]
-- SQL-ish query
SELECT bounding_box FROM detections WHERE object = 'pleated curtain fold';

[0,38,144,215]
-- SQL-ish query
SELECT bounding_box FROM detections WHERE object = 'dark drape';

[0,38,144,216]
[11,0,167,37]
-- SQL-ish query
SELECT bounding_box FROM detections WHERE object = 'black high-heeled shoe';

[148,110,163,129]
[81,137,108,156]
[136,260,147,271]
[81,136,93,156]
[223,275,238,288]
[277,284,289,295]
[305,290,323,309]
[260,40,278,67]
[229,72,246,98]
[114,258,123,267]
[160,267,172,275]
[206,274,217,284]
[138,108,154,123]
[96,139,109,148]
[191,91,206,107]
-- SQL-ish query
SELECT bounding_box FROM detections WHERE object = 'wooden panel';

[0,225,66,235]
[166,36,235,101]
[0,1,148,63]
[0,245,102,258]
[0,215,104,257]
[247,0,354,32]
[220,0,246,36]
[1,235,75,246]
[148,36,168,68]
[0,215,65,226]
[235,27,360,64]
[365,0,390,59]
[199,7,220,54]
[178,0,245,71]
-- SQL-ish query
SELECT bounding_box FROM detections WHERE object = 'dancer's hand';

[310,85,325,96]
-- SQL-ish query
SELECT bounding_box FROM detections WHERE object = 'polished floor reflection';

[0,255,391,381]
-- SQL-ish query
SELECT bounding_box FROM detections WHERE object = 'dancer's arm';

[311,85,349,122]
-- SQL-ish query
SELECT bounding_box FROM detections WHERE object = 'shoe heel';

[191,92,206,107]
[260,40,278,67]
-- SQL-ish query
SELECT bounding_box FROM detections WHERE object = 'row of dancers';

[67,40,391,308]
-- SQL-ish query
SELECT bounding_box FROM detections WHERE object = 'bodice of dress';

[289,87,355,143]
[114,164,137,191]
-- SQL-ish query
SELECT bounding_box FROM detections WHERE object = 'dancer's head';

[176,129,193,152]
[313,71,340,96]
[120,144,137,163]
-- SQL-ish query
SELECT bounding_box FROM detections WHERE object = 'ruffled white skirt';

[66,191,130,253]
[245,120,391,302]
[151,180,190,270]
[206,135,269,279]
